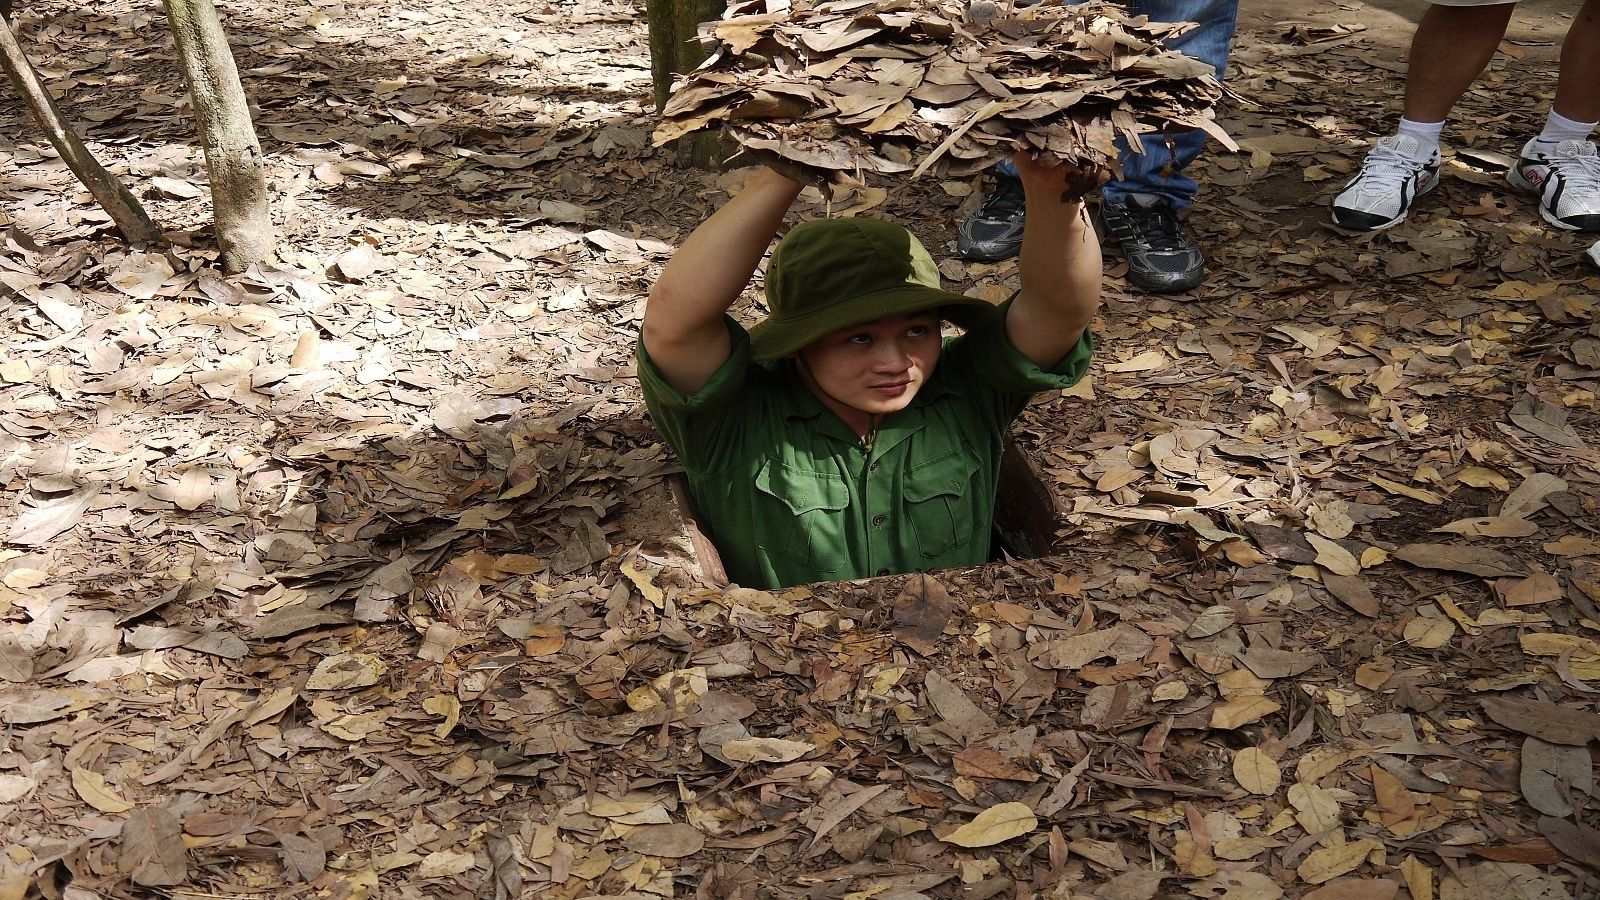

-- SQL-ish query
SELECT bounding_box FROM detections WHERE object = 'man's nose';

[871,340,912,372]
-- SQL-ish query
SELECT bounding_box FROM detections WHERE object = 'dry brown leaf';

[1288,782,1341,834]
[1544,536,1600,558]
[1393,544,1522,578]
[1371,765,1415,824]
[1186,605,1236,638]
[1433,516,1540,538]
[1400,855,1435,900]
[1174,829,1219,877]
[0,864,26,900]
[0,774,36,803]
[1501,473,1567,519]
[1538,816,1600,869]
[1499,570,1563,606]
[1438,861,1570,899]
[71,765,134,813]
[1456,466,1510,491]
[1303,879,1398,900]
[334,242,381,281]
[277,833,326,882]
[1368,475,1443,505]
[1298,839,1381,884]
[1518,736,1593,818]
[307,653,387,690]
[120,807,187,887]
[417,849,476,878]
[1214,836,1283,861]
[151,469,217,511]
[1237,647,1321,679]
[924,670,998,743]
[939,801,1037,848]
[1481,696,1600,746]
[1093,869,1168,900]
[1210,694,1281,730]
[953,747,1038,782]
[1322,573,1380,617]
[721,737,814,763]
[1306,534,1360,576]
[622,823,706,858]
[892,573,954,656]
[8,483,102,547]
[1233,747,1281,795]
[1401,615,1456,650]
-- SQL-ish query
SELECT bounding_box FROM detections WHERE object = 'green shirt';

[637,300,1092,589]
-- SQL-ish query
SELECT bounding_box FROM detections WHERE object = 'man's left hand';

[1010,150,1109,203]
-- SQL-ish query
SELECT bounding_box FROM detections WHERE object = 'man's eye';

[906,325,929,338]
[847,334,872,345]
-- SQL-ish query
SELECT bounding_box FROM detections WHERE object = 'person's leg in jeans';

[1097,0,1238,291]
[959,0,1239,293]
[1103,0,1237,209]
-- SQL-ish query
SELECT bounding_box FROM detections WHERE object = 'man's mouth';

[870,381,911,397]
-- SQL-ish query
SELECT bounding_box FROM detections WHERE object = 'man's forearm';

[643,169,804,395]
[1003,167,1102,370]
[649,170,805,337]
[1019,198,1098,327]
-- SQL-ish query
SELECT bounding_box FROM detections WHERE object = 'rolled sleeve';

[636,316,754,471]
[943,297,1094,397]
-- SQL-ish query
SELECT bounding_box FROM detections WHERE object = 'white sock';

[1534,109,1597,148]
[1395,117,1444,161]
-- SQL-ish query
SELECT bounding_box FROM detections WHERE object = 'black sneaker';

[1097,196,1206,293]
[957,174,1026,261]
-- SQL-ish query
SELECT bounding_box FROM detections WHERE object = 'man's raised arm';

[1003,152,1104,369]
[642,168,805,395]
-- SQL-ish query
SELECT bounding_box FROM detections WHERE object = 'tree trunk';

[646,0,728,168]
[0,17,163,245]
[163,0,272,273]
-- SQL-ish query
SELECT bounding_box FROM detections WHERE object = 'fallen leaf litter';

[0,0,1596,897]
[656,0,1234,182]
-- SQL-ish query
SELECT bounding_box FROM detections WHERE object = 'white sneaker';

[1330,135,1442,231]
[1586,240,1600,269]
[1507,138,1600,232]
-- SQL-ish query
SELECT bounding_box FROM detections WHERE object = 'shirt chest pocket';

[753,460,850,575]
[904,451,979,559]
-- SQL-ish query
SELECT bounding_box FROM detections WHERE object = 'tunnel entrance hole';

[665,441,1061,587]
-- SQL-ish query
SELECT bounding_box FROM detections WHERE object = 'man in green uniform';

[638,153,1101,589]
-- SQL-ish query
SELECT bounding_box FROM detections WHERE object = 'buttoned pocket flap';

[903,452,978,503]
[754,460,849,516]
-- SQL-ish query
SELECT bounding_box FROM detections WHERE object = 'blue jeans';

[996,0,1238,211]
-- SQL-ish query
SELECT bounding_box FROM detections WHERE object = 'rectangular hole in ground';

[666,440,1061,587]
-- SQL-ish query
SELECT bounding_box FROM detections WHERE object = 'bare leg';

[1554,0,1600,122]
[1403,2,1518,123]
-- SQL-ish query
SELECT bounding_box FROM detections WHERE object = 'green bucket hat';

[748,218,997,362]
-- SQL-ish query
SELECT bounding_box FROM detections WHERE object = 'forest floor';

[1,0,1598,898]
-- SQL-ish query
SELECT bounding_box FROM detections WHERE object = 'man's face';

[797,313,942,417]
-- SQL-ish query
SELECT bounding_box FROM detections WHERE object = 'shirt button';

[870,461,880,471]
[876,568,890,577]
[872,514,886,527]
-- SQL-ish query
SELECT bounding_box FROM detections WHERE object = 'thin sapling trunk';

[163,0,273,272]
[0,16,164,245]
